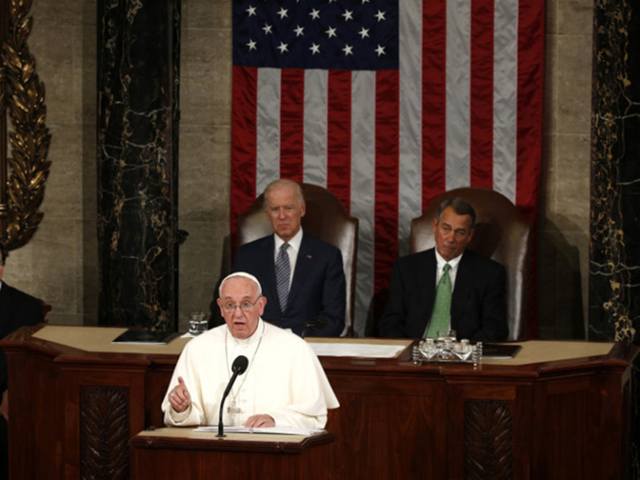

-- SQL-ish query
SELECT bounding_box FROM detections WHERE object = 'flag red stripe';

[231,66,258,241]
[516,0,545,338]
[421,0,447,210]
[516,0,544,226]
[280,69,305,182]
[326,70,352,208]
[470,0,495,188]
[374,70,400,298]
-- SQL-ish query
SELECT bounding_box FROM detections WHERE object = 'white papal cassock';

[162,319,339,429]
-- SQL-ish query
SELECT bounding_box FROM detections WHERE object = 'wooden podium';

[129,428,334,480]
[1,325,637,479]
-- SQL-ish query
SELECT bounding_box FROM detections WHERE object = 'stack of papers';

[194,425,324,436]
[308,343,406,358]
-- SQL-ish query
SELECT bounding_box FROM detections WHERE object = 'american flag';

[230,0,544,336]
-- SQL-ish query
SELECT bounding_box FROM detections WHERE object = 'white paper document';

[308,342,406,358]
[194,425,324,436]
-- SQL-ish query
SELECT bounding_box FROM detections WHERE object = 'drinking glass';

[188,312,208,336]
[436,329,457,342]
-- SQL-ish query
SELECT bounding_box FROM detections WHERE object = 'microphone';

[216,355,249,438]
[301,316,326,338]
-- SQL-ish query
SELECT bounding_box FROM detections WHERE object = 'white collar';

[434,248,463,270]
[274,227,303,252]
[227,318,265,346]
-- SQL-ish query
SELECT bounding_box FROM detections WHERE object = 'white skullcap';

[219,272,263,298]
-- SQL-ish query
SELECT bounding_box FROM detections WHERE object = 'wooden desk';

[1,325,636,479]
[129,428,334,480]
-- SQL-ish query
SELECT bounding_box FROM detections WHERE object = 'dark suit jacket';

[0,283,43,394]
[232,234,346,336]
[379,248,508,341]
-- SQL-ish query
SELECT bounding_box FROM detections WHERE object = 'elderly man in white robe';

[162,272,339,429]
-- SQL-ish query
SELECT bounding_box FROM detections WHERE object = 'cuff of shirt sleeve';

[169,404,193,424]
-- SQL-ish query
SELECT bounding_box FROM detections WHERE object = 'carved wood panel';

[464,399,513,480]
[80,386,129,480]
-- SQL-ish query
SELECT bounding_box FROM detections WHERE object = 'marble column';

[591,1,640,476]
[97,0,181,332]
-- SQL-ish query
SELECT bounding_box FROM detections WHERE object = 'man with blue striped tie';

[233,179,346,337]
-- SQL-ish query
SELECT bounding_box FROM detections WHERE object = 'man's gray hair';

[219,272,263,298]
[262,179,305,209]
[435,197,477,229]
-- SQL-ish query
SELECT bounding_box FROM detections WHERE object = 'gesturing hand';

[168,376,191,413]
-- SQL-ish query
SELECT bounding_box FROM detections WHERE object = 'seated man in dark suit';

[0,244,44,480]
[379,197,508,341]
[233,179,346,336]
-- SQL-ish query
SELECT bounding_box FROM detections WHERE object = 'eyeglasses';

[221,296,261,313]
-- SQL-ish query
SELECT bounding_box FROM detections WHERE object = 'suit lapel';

[287,234,314,307]
[451,250,475,322]
[0,282,8,307]
[421,250,437,316]
[259,236,281,308]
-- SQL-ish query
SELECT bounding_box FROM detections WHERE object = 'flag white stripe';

[398,0,424,257]
[351,70,376,335]
[303,69,328,187]
[256,68,282,194]
[446,0,471,189]
[493,0,519,202]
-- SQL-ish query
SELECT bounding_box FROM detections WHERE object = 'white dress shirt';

[273,228,303,289]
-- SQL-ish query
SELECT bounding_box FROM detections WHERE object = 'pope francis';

[162,272,339,429]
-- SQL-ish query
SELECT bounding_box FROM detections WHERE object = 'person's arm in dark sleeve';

[311,248,346,336]
[471,263,508,342]
[378,260,409,338]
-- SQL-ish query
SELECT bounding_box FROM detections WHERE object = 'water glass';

[436,329,457,342]
[188,312,208,336]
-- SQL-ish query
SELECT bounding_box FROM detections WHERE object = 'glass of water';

[188,312,208,336]
[436,329,457,342]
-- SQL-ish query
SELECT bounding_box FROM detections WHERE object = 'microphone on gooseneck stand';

[301,316,327,338]
[216,355,249,438]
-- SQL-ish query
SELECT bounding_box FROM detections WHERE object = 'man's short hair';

[219,272,263,298]
[262,179,305,209]
[435,197,476,229]
[0,243,7,265]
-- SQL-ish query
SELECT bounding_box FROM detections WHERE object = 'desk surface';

[134,427,316,443]
[131,428,335,454]
[29,324,614,366]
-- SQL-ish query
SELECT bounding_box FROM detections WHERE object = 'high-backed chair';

[409,187,531,341]
[236,183,358,337]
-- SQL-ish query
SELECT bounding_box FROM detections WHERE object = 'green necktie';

[425,263,452,338]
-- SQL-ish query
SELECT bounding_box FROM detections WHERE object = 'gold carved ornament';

[0,0,51,250]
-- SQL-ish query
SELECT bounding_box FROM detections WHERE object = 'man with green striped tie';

[379,197,508,342]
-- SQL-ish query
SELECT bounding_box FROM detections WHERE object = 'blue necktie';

[276,243,290,312]
[426,264,452,338]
